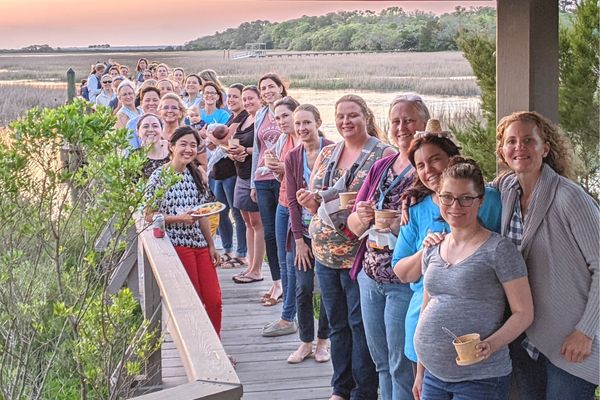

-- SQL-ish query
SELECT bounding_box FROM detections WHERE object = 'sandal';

[221,257,247,269]
[221,253,234,263]
[262,295,283,306]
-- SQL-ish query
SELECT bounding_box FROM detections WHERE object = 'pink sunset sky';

[0,0,495,49]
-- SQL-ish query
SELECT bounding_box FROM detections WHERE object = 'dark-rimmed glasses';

[438,194,482,207]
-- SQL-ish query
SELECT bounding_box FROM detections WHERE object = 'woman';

[156,63,169,80]
[144,126,221,335]
[297,94,394,400]
[346,94,428,400]
[414,156,533,400]
[119,65,130,79]
[391,122,502,398]
[86,62,105,103]
[137,113,169,178]
[248,73,288,303]
[135,58,149,83]
[262,96,301,335]
[199,68,227,108]
[183,74,203,110]
[496,111,599,399]
[228,85,265,284]
[208,83,248,268]
[115,81,140,129]
[200,82,230,125]
[283,104,331,363]
[172,67,185,92]
[95,74,116,107]
[157,79,175,97]
[127,86,161,149]
[159,93,187,141]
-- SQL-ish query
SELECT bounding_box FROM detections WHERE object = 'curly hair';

[496,111,574,178]
[335,94,385,139]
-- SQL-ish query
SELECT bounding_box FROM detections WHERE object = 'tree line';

[185,6,496,52]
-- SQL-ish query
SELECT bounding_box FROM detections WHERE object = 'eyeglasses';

[102,80,112,84]
[438,194,482,207]
[203,91,218,96]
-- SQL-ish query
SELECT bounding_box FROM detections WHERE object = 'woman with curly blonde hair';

[495,111,598,400]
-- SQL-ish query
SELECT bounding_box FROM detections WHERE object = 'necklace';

[443,228,485,268]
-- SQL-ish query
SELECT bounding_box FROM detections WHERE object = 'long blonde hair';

[335,94,385,139]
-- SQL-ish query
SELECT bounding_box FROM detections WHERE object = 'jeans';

[254,179,280,281]
[422,370,511,400]
[357,269,414,400]
[275,204,296,321]
[212,175,247,256]
[510,335,597,400]
[294,237,329,343]
[315,261,378,400]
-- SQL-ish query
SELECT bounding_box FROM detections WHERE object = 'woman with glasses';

[199,69,228,109]
[159,93,187,141]
[346,94,428,400]
[95,74,116,107]
[412,156,533,400]
[391,122,502,399]
[200,82,230,125]
[115,80,140,129]
[496,112,599,399]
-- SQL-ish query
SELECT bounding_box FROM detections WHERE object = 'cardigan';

[349,153,402,280]
[499,164,599,384]
[284,139,333,251]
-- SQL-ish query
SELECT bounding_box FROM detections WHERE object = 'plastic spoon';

[442,327,462,343]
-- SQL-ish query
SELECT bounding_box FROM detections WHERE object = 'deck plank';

[160,263,333,398]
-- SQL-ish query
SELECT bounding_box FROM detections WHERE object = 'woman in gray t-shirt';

[413,157,533,400]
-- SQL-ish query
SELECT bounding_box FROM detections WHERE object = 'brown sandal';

[262,295,283,307]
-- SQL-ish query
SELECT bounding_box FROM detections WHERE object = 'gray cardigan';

[499,164,599,384]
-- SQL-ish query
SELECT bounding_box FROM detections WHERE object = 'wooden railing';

[106,216,242,399]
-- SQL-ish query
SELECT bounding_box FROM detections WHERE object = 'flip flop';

[233,275,264,284]
[221,257,246,269]
[221,253,234,263]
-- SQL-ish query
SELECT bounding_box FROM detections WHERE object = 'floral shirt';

[309,141,388,269]
[362,167,414,283]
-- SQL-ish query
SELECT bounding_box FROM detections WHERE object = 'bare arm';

[476,277,534,358]
[394,250,423,283]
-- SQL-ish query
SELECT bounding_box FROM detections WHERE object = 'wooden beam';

[131,380,242,400]
[497,0,559,123]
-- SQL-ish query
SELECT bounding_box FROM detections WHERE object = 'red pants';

[174,246,222,336]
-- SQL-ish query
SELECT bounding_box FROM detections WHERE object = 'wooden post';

[67,68,76,103]
[140,245,162,389]
[496,0,559,123]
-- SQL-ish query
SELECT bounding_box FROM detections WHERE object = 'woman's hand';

[412,364,424,400]
[250,188,257,203]
[422,231,446,248]
[179,210,198,225]
[295,238,313,271]
[561,330,592,363]
[475,340,495,360]
[296,188,319,214]
[209,244,221,267]
[355,201,375,227]
[267,158,284,175]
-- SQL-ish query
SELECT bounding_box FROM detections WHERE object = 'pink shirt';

[254,113,281,182]
[277,137,297,207]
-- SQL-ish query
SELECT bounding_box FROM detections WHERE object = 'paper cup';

[339,192,358,208]
[453,333,481,363]
[374,209,398,229]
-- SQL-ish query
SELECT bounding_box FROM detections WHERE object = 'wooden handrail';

[129,216,242,399]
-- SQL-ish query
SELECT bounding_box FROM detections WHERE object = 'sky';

[0,0,496,49]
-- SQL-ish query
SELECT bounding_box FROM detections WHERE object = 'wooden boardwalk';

[162,263,333,400]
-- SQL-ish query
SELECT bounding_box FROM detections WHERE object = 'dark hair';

[137,113,163,130]
[258,73,288,97]
[441,156,485,196]
[169,126,207,196]
[202,81,224,109]
[404,135,461,204]
[274,96,300,113]
[242,85,260,97]
[229,83,244,93]
[136,58,149,73]
[185,73,201,85]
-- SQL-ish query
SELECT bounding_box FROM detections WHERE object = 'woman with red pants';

[144,126,222,335]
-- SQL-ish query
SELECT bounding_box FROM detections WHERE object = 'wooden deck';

[162,264,333,400]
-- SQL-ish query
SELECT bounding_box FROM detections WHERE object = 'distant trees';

[185,7,496,52]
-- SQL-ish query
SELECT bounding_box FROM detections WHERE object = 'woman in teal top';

[392,128,502,373]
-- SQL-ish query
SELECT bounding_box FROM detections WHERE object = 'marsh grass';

[0,50,478,93]
[0,84,66,126]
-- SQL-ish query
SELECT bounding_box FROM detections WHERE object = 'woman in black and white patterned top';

[144,126,223,335]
